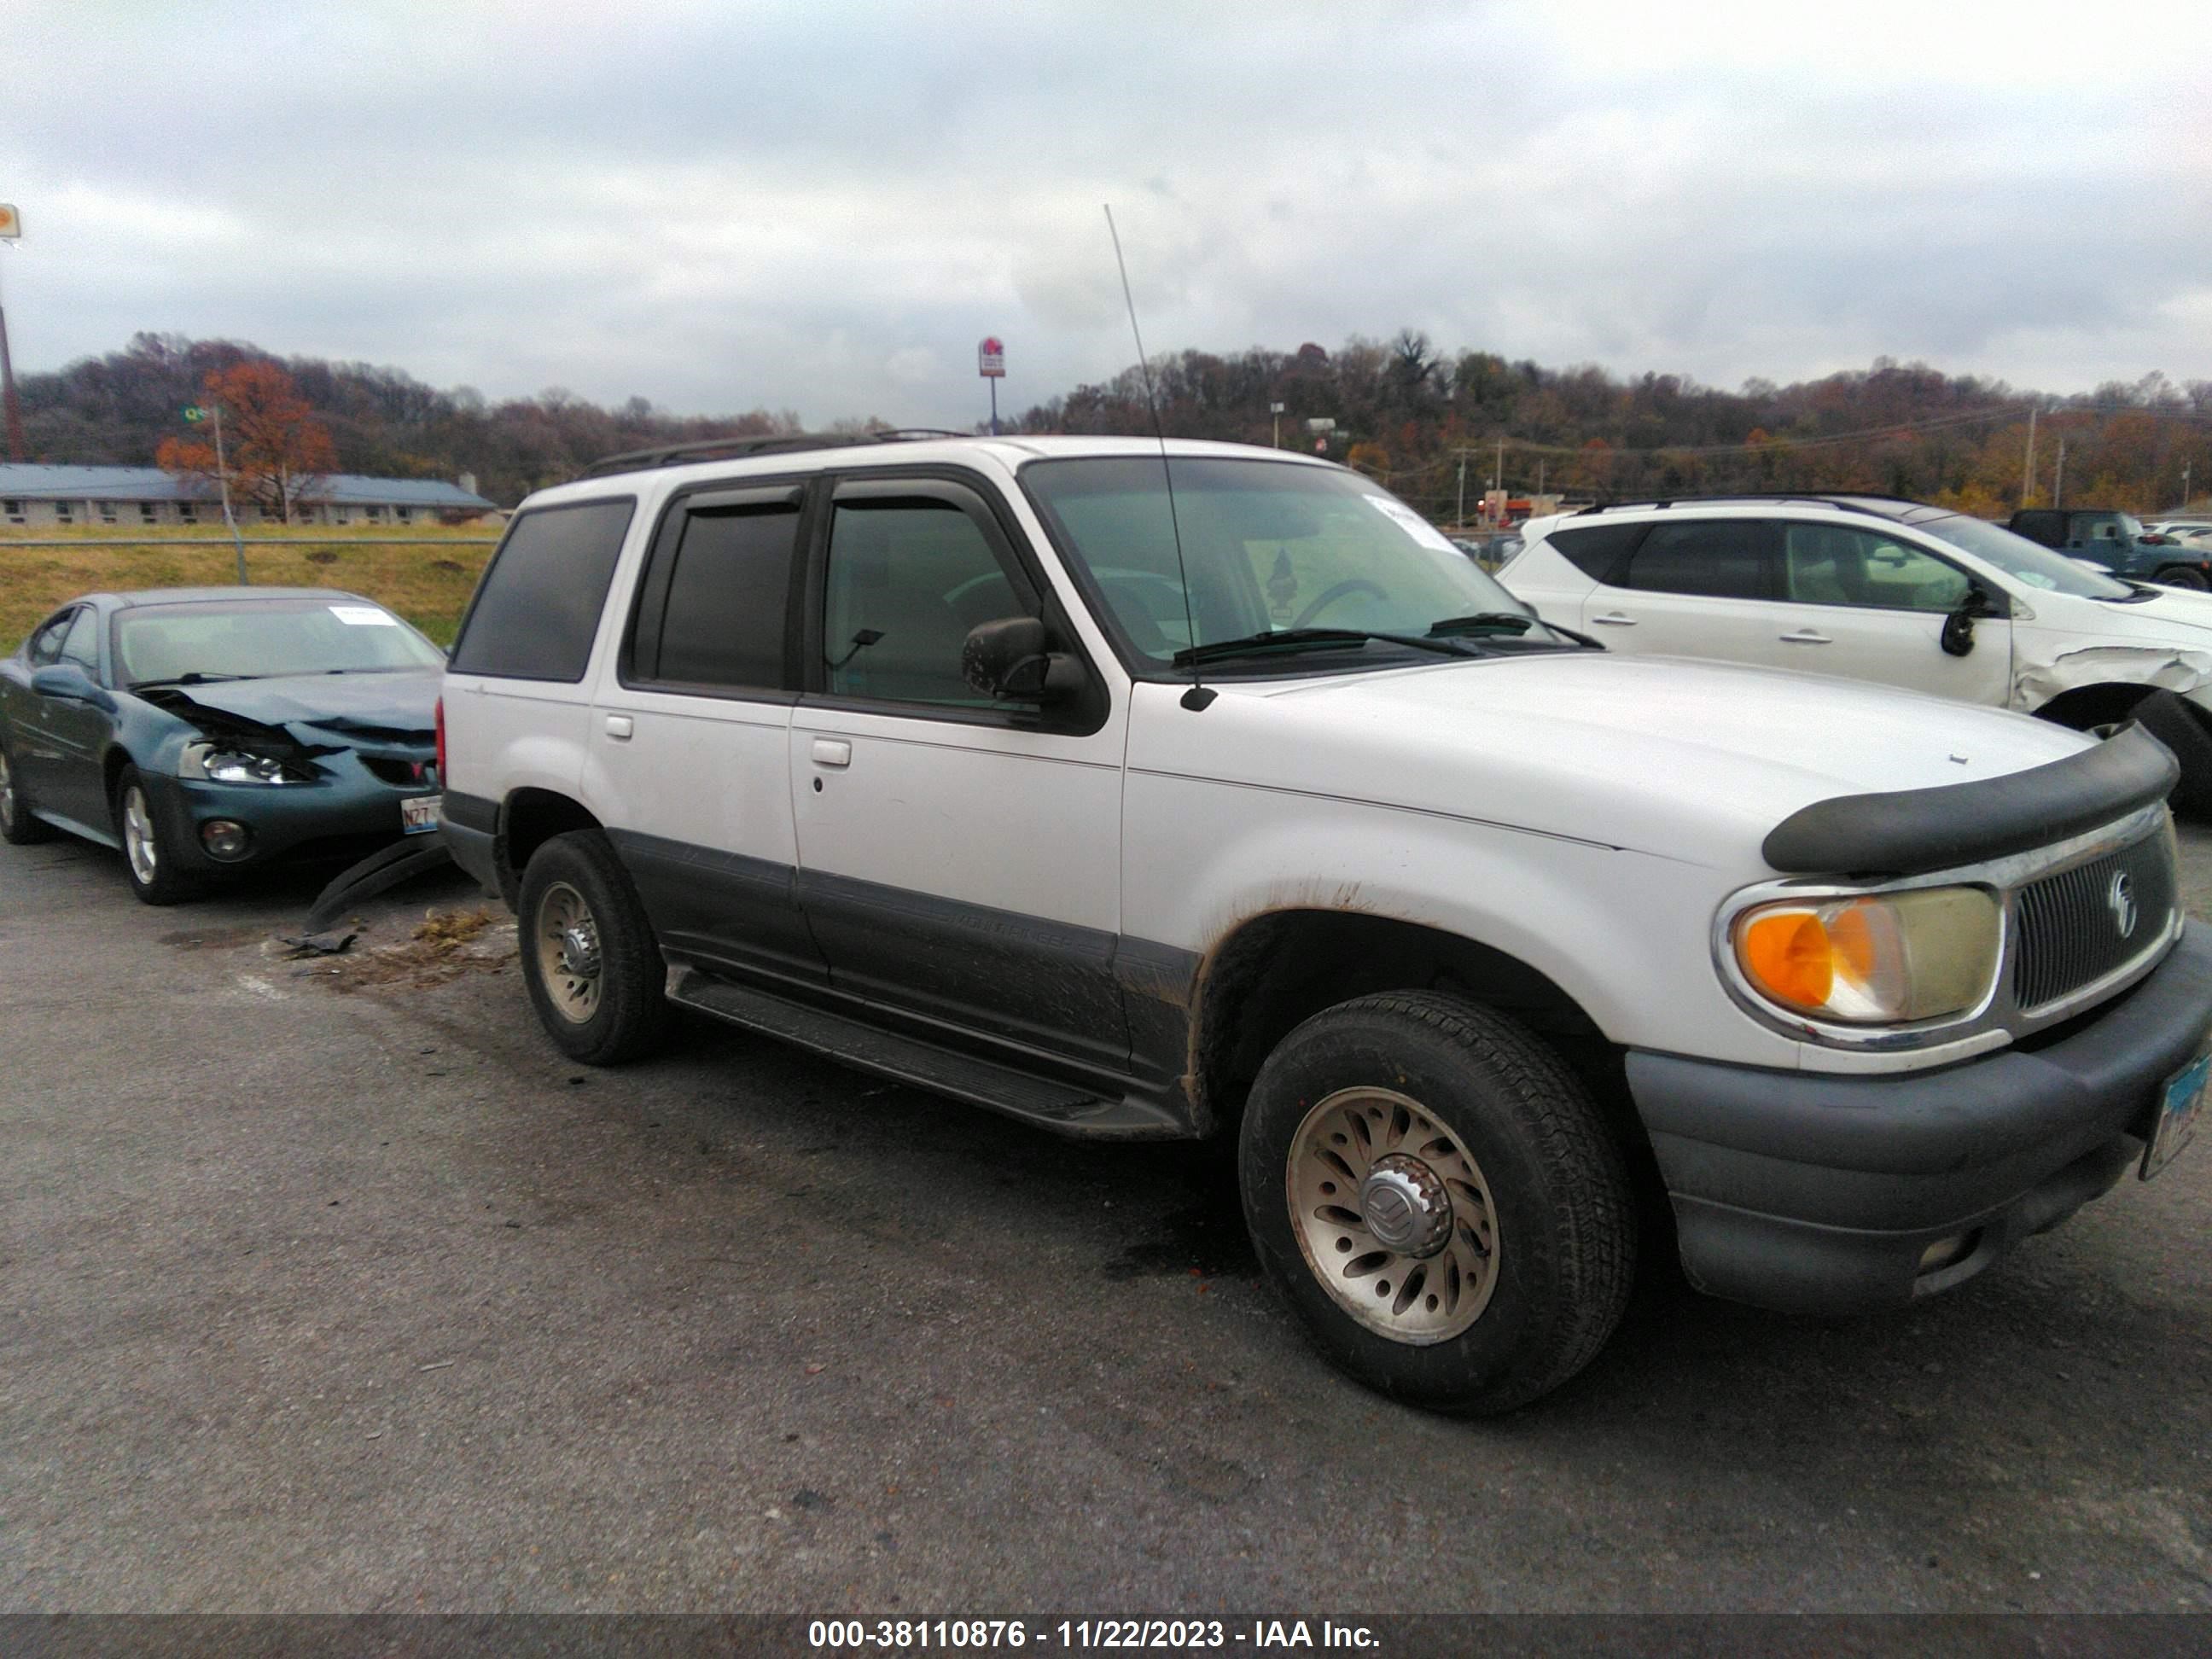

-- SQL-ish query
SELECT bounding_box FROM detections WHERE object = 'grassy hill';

[0,525,498,653]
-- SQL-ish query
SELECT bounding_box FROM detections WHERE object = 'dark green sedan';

[0,587,444,904]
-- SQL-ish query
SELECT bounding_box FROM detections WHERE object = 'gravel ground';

[1,824,2209,1617]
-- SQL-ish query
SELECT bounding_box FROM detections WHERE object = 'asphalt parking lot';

[3,828,2209,1617]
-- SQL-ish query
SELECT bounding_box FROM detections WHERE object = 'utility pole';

[1456,452,1467,526]
[1270,401,1284,449]
[1494,435,1505,504]
[2184,461,2193,509]
[2022,406,2037,507]
[0,201,25,462]
[2054,438,2066,509]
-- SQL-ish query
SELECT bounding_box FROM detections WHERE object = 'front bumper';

[1627,923,2212,1314]
[142,764,439,876]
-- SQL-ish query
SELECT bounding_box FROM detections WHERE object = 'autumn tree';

[155,360,338,522]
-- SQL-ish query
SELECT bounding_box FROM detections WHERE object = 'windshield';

[115,599,445,685]
[1022,457,1535,670]
[1914,515,2136,600]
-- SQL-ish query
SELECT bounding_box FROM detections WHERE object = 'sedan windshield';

[115,599,445,686]
[1913,515,2136,600]
[1022,457,1545,671]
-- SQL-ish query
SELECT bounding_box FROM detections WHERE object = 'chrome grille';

[2011,830,2176,1012]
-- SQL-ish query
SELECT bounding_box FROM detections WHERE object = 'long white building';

[0,463,498,529]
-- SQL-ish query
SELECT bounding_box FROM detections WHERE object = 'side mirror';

[31,664,114,709]
[961,617,1089,706]
[1940,585,1998,657]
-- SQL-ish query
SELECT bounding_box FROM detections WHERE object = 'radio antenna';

[1104,204,1213,712]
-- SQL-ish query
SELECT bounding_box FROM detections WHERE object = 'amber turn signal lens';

[1739,910,1834,1010]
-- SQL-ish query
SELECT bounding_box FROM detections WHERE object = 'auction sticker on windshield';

[402,795,441,835]
[330,605,399,626]
[2145,1049,2207,1179]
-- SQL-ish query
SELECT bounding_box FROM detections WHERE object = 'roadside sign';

[183,405,207,422]
[0,204,18,241]
[978,337,1005,378]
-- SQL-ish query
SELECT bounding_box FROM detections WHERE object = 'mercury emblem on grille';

[2108,870,2139,940]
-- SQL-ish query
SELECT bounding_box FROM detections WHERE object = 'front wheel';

[114,765,200,905]
[1239,991,1635,1414]
[2154,566,2209,591]
[517,829,674,1065]
[0,738,55,845]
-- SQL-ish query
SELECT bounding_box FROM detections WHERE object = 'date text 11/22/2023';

[806,1619,1381,1649]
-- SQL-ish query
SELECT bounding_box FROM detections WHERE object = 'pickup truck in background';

[2009,508,2212,589]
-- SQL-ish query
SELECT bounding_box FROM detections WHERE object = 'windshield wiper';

[130,672,261,689]
[1426,612,1606,649]
[1171,627,1470,670]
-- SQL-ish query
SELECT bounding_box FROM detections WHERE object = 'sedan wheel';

[112,764,199,905]
[0,742,55,845]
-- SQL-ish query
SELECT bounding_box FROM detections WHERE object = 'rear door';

[1575,518,1784,662]
[6,608,80,816]
[788,472,1129,1072]
[37,607,118,827]
[586,480,826,986]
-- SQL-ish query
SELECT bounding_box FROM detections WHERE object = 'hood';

[2023,583,2212,643]
[148,669,440,748]
[1129,652,2093,870]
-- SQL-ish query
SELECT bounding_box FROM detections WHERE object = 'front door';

[789,474,1130,1074]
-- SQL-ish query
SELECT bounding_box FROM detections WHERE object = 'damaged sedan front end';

[0,587,445,904]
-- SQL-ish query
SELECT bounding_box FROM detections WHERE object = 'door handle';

[1590,612,1638,626]
[811,738,853,768]
[604,715,634,740]
[1778,630,1833,645]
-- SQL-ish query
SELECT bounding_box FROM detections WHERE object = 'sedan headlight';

[1730,886,2001,1025]
[178,742,310,785]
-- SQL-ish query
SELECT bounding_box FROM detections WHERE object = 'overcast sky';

[3,1,2207,428]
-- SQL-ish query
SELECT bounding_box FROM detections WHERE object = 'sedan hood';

[149,669,439,748]
[1131,652,2093,870]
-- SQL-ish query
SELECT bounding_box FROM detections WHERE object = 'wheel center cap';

[558,925,600,979]
[1359,1155,1453,1258]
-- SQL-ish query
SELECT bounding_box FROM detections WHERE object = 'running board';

[669,969,1185,1140]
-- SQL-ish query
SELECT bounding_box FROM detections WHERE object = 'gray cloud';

[3,0,2207,428]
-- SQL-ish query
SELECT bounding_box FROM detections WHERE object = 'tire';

[2153,566,2209,591]
[2130,690,2212,819]
[113,764,201,905]
[1238,991,1635,1415]
[0,736,55,845]
[516,829,673,1065]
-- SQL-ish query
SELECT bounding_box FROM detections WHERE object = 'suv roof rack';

[1577,492,1933,520]
[580,428,978,479]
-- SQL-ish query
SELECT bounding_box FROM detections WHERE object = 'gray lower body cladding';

[1627,924,2212,1313]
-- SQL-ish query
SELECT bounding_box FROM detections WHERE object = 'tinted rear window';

[450,498,636,681]
[1623,521,1774,599]
[652,505,800,690]
[1545,521,1644,583]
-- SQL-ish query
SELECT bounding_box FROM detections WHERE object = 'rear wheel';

[517,829,673,1064]
[0,739,55,845]
[114,765,200,905]
[1238,991,1636,1415]
[2154,566,2209,591]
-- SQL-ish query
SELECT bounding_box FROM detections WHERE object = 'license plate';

[2143,1049,2209,1180]
[401,794,442,835]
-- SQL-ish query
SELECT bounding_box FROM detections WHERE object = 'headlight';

[178,742,308,785]
[1730,886,2001,1025]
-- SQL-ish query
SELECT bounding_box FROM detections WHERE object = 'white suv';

[437,439,2210,1412]
[1502,495,2212,813]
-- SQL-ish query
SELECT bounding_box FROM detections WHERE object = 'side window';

[1621,521,1774,600]
[57,608,101,672]
[632,498,801,691]
[1779,526,1970,613]
[449,498,637,682]
[2011,511,2061,548]
[26,609,77,667]
[1545,521,1644,584]
[823,493,1037,707]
